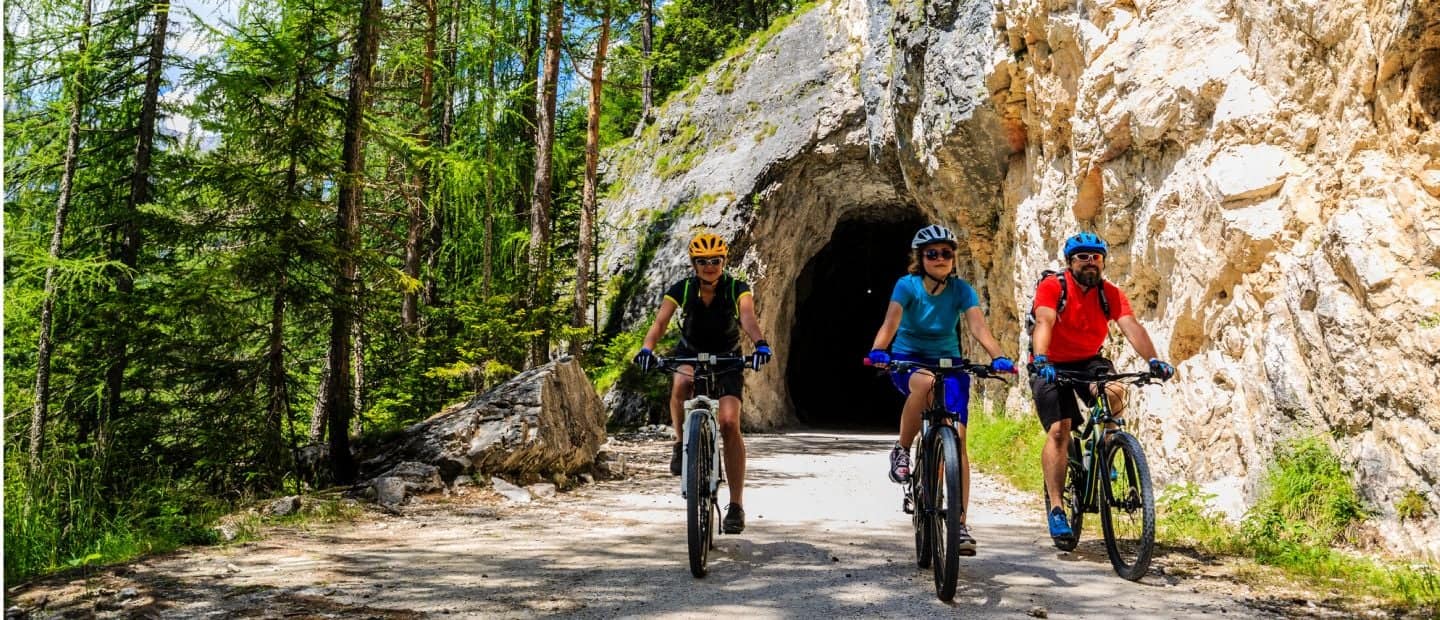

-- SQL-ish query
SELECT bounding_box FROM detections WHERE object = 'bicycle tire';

[1099,432,1155,581]
[686,411,714,578]
[911,442,931,569]
[930,426,963,602]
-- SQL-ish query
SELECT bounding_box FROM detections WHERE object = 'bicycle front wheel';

[929,427,963,602]
[1098,432,1155,581]
[911,444,931,569]
[686,412,715,578]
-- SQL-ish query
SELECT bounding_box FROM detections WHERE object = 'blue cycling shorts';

[888,352,971,425]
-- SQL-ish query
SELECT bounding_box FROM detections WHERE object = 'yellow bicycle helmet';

[688,233,728,258]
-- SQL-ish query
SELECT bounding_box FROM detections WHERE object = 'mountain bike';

[1046,369,1158,581]
[866,357,1010,601]
[654,353,756,578]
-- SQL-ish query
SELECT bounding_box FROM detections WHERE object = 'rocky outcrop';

[358,358,607,485]
[597,0,1440,555]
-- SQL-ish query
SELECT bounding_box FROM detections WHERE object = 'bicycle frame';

[1055,370,1154,513]
[658,354,751,501]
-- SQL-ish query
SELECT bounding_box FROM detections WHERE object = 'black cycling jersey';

[662,274,752,354]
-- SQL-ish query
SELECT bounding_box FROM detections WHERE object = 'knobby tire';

[1099,432,1155,581]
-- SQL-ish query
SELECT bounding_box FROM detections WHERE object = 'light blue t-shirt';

[890,274,980,358]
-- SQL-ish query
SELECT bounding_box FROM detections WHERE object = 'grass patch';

[968,425,1440,612]
[1396,488,1430,522]
[966,404,1044,494]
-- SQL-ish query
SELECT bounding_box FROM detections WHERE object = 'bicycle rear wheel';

[1044,436,1086,551]
[1099,432,1155,581]
[686,412,715,578]
[929,427,963,602]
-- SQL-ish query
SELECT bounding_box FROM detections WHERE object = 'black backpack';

[1024,270,1111,346]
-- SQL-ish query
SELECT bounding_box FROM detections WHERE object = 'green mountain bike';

[1047,370,1159,581]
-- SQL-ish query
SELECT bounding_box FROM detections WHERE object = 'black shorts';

[1031,356,1114,431]
[670,348,745,400]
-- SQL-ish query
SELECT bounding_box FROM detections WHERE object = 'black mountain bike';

[1046,370,1158,581]
[654,353,756,578]
[868,358,1009,602]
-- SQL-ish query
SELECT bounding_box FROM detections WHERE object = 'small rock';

[491,477,532,503]
[1028,606,1048,618]
[226,563,240,573]
[579,473,595,485]
[530,483,557,499]
[265,495,301,517]
[116,587,139,600]
[831,556,839,562]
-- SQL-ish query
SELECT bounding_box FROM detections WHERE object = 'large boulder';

[358,357,606,484]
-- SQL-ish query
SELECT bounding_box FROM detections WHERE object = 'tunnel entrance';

[787,210,927,429]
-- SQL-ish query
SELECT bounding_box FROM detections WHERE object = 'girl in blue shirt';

[867,224,1015,555]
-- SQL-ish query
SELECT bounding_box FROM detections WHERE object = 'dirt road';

[8,432,1287,618]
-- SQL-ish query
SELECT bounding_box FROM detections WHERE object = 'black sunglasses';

[1070,252,1104,262]
[923,248,955,261]
[693,257,723,267]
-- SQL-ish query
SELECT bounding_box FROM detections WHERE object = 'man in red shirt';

[1029,232,1174,545]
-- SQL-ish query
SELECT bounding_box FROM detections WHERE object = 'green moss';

[754,121,778,143]
[1397,488,1430,522]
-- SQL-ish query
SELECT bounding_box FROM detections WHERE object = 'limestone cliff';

[597,0,1440,555]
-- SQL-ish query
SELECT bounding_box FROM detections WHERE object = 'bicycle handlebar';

[1051,370,1157,386]
[653,353,757,376]
[862,357,1016,380]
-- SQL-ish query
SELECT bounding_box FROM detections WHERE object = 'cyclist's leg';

[717,395,745,511]
[1033,373,1080,508]
[669,365,695,441]
[1077,357,1124,433]
[900,370,937,449]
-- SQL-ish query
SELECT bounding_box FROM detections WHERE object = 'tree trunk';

[31,0,93,471]
[402,0,438,329]
[103,0,169,452]
[632,0,653,137]
[528,0,563,368]
[516,0,540,222]
[425,0,460,308]
[573,2,609,356]
[327,0,382,484]
[309,354,330,443]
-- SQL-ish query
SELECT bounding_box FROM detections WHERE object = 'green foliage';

[965,404,1044,493]
[1395,488,1430,522]
[1155,483,1240,554]
[1241,435,1367,553]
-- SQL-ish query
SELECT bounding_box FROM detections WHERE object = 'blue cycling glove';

[1148,358,1175,381]
[867,349,891,366]
[1032,354,1056,383]
[990,356,1015,373]
[634,347,659,372]
[752,340,772,370]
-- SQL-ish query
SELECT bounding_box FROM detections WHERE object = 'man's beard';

[1073,265,1102,287]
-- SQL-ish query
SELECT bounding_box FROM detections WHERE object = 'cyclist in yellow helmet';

[634,233,771,534]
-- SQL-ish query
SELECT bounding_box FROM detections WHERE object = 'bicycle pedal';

[902,496,914,514]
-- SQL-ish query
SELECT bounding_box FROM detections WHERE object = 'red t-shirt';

[1034,274,1133,363]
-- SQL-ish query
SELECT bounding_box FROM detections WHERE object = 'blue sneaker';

[1048,507,1074,541]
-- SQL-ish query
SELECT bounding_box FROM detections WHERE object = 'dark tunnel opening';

[788,211,927,429]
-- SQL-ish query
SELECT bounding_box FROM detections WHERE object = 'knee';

[671,377,692,398]
[1046,421,1071,443]
[717,414,741,436]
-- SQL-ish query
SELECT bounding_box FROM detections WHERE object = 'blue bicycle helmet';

[1063,232,1108,259]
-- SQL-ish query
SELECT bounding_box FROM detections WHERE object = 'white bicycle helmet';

[911,224,958,248]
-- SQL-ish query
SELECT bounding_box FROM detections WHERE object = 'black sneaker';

[670,442,683,476]
[955,523,977,556]
[888,443,911,483]
[723,503,746,534]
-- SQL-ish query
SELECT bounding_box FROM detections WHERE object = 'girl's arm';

[964,306,1008,359]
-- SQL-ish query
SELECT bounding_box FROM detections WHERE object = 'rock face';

[597,0,1440,555]
[358,358,607,485]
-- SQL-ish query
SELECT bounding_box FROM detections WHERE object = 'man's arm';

[1115,315,1161,360]
[1031,306,1057,358]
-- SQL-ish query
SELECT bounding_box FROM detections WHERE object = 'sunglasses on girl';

[693,257,723,267]
[1070,252,1104,262]
[923,248,955,261]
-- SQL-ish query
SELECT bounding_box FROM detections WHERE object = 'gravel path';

[7,432,1290,618]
